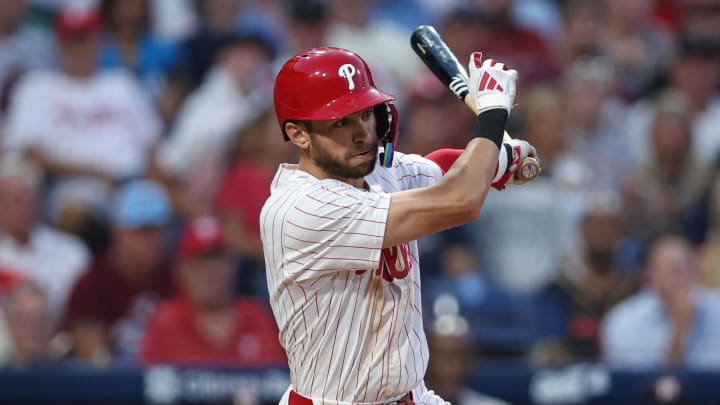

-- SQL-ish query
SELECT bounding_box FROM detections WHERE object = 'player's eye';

[361,109,373,120]
[333,118,348,128]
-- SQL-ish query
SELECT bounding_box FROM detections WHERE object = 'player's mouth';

[351,150,373,160]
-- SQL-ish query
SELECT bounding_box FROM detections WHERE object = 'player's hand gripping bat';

[410,25,540,183]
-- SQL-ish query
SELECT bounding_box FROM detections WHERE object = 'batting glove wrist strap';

[472,109,507,149]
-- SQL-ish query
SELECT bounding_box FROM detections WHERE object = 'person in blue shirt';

[602,231,720,370]
[98,0,179,100]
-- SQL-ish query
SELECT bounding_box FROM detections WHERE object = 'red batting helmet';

[274,47,399,166]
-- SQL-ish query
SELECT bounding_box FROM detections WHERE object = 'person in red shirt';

[214,107,296,263]
[141,216,286,367]
[64,179,175,366]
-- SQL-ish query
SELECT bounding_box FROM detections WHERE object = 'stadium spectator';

[423,242,532,360]
[400,72,475,156]
[0,0,55,121]
[679,0,720,39]
[604,0,674,100]
[471,0,559,87]
[440,5,491,72]
[701,160,720,287]
[601,232,720,370]
[324,0,422,96]
[626,36,720,170]
[2,4,162,238]
[510,0,563,45]
[1,282,56,367]
[213,107,296,268]
[278,0,329,63]
[150,0,197,42]
[142,216,285,367]
[98,0,179,100]
[174,0,245,88]
[64,179,174,366]
[370,0,435,33]
[152,28,275,218]
[563,57,635,192]
[0,154,89,323]
[425,316,509,405]
[515,85,594,222]
[553,0,606,69]
[621,92,709,242]
[469,135,578,295]
[530,196,637,366]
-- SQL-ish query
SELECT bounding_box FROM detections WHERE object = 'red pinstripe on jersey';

[260,152,442,403]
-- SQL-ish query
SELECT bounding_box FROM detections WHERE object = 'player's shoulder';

[389,150,436,165]
[369,150,442,190]
[386,151,442,174]
[261,165,362,217]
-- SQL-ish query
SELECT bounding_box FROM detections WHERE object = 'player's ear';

[285,122,310,150]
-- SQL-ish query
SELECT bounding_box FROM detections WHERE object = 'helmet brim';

[293,87,396,122]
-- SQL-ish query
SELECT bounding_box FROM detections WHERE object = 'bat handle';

[517,157,541,182]
[463,95,478,115]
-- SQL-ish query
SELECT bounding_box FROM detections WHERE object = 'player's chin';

[344,159,376,179]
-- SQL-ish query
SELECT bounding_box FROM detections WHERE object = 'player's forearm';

[436,108,506,204]
[383,109,506,248]
[440,137,499,208]
[383,126,501,248]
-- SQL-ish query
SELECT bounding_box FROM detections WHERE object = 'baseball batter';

[261,48,537,405]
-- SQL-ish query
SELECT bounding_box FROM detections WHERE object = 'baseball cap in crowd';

[55,4,102,39]
[215,25,279,61]
[112,180,172,229]
[178,217,228,259]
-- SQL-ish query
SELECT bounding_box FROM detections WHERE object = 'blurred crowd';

[0,0,718,395]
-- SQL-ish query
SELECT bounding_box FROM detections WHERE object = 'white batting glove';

[467,52,518,114]
[492,138,538,190]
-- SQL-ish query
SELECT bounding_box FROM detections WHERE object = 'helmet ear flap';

[376,103,399,168]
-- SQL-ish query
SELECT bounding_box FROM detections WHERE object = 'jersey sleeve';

[281,181,390,282]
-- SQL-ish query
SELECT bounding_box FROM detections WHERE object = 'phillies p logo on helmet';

[338,64,357,91]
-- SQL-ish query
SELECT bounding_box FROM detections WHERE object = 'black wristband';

[471,109,508,149]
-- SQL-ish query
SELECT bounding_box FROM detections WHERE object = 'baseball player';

[261,47,537,405]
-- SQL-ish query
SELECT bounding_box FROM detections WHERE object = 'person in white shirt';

[0,154,89,324]
[262,47,537,404]
[2,5,161,227]
[602,232,720,370]
[0,0,56,123]
[153,30,276,216]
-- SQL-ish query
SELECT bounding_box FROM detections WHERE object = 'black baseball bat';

[410,25,476,112]
[410,25,540,182]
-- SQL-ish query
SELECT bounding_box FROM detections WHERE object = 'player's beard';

[310,137,378,180]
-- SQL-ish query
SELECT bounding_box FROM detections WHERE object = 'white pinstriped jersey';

[260,151,443,403]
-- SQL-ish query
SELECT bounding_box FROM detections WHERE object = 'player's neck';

[297,157,366,189]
